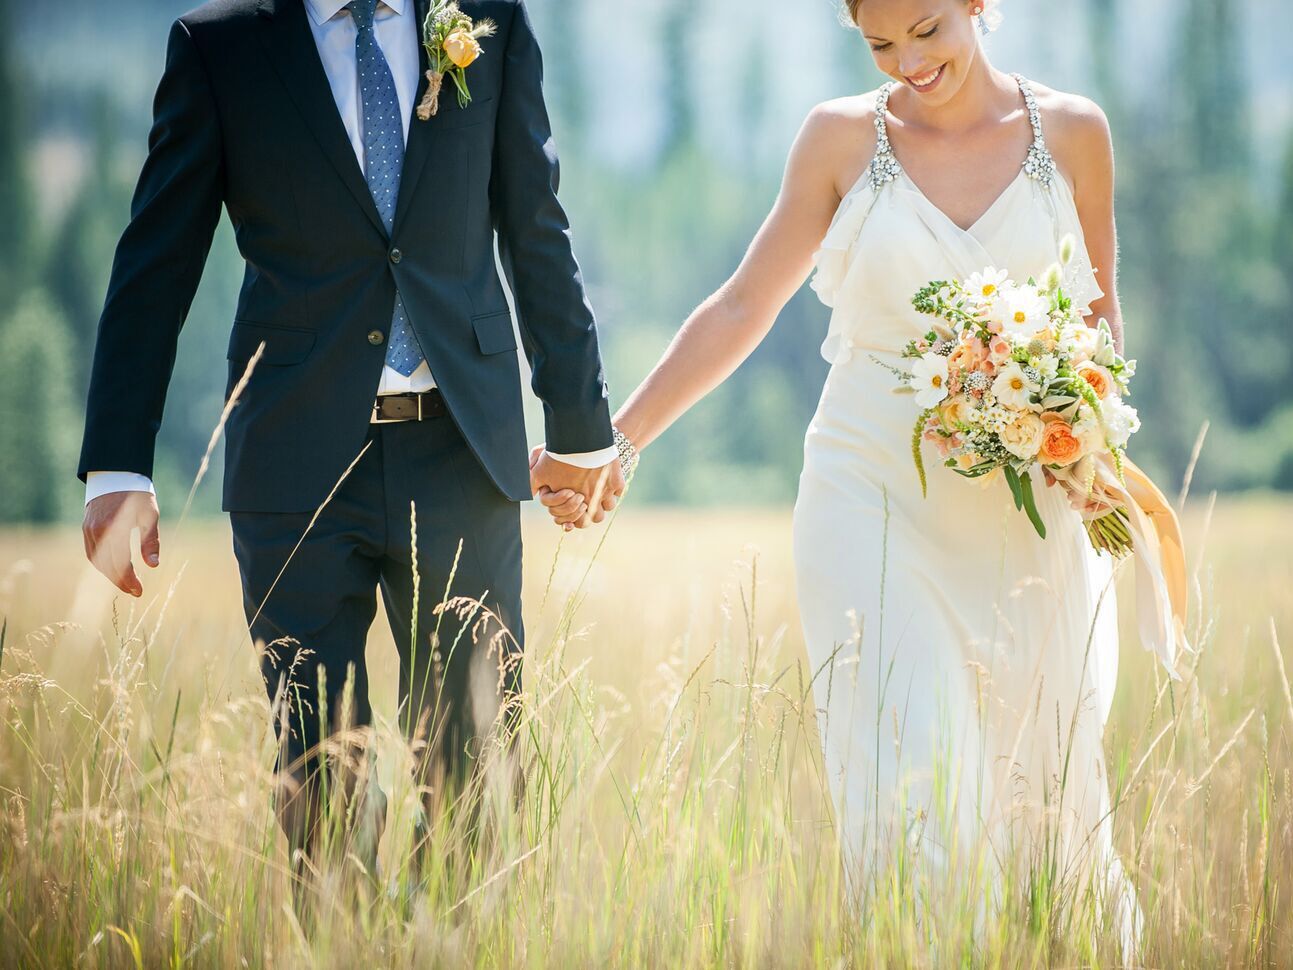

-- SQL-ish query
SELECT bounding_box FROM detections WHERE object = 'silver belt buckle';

[371,396,405,424]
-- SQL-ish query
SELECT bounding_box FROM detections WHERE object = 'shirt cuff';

[85,471,156,506]
[545,445,619,470]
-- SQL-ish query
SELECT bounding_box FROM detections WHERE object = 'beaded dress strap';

[1012,73,1057,186]
[865,75,1058,190]
[864,82,901,190]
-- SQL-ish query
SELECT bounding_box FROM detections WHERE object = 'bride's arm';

[611,106,857,453]
[1051,95,1124,355]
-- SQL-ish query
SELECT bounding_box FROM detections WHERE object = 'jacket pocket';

[434,94,495,131]
[226,320,316,366]
[472,310,517,355]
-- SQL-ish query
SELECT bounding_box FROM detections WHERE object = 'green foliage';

[0,0,32,299]
[0,0,1290,521]
[0,290,80,523]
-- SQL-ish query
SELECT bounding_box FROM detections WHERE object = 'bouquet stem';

[1086,506,1133,558]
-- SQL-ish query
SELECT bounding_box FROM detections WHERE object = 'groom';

[78,0,622,871]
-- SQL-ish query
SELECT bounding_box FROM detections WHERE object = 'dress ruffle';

[810,181,879,309]
[1053,178,1105,314]
[810,180,880,364]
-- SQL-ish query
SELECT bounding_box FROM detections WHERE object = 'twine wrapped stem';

[416,69,444,120]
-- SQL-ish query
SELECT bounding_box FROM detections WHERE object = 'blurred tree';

[1178,0,1248,175]
[0,291,80,523]
[530,0,587,149]
[1084,0,1123,131]
[658,0,697,163]
[0,0,33,301]
[45,93,134,398]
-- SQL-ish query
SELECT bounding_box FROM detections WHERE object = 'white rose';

[1100,395,1141,447]
[1072,408,1106,457]
[999,412,1044,459]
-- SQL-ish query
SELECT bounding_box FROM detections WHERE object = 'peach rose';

[946,343,982,375]
[444,30,482,69]
[1076,361,1113,399]
[1038,417,1084,466]
[938,394,978,432]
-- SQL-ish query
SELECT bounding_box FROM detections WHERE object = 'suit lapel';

[392,0,434,239]
[257,0,388,238]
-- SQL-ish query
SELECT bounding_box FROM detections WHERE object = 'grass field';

[1,497,1291,968]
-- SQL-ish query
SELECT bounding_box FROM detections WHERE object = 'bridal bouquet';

[880,237,1191,678]
[888,236,1141,554]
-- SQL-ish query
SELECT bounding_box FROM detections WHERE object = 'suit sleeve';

[489,0,613,455]
[76,19,225,482]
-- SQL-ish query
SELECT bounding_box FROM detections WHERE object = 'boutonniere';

[416,1,497,120]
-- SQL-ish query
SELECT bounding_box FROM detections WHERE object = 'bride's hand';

[530,444,588,531]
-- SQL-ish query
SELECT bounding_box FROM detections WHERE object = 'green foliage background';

[1,0,1290,521]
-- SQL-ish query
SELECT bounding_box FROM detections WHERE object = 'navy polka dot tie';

[348,0,423,376]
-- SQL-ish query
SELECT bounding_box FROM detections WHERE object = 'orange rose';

[1038,418,1083,466]
[443,30,482,69]
[1076,361,1113,399]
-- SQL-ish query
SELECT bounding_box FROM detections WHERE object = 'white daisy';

[965,267,1010,303]
[990,361,1041,411]
[910,352,951,409]
[1001,286,1051,337]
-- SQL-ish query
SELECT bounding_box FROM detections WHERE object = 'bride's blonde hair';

[841,0,1004,31]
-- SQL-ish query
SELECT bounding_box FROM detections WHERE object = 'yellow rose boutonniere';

[417,1,496,120]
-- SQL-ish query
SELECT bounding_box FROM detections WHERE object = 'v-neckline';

[878,76,1037,236]
[901,165,1026,236]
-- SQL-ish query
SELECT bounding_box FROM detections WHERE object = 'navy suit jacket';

[77,0,613,513]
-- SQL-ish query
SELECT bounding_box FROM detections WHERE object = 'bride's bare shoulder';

[796,90,884,165]
[1025,81,1115,184]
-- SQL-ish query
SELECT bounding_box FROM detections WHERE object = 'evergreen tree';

[658,0,697,161]
[1178,0,1248,175]
[45,93,133,397]
[0,291,80,523]
[0,0,32,301]
[529,0,588,147]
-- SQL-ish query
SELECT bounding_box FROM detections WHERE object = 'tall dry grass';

[0,494,1290,967]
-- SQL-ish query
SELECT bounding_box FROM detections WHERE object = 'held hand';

[83,491,161,598]
[530,445,586,530]
[530,446,624,531]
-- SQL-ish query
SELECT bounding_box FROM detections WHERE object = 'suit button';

[367,330,385,346]
[389,248,402,264]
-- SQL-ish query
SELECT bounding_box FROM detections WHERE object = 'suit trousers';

[230,413,524,787]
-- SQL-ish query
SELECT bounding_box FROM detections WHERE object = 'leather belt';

[371,389,448,424]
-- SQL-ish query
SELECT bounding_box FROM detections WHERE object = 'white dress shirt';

[86,0,615,505]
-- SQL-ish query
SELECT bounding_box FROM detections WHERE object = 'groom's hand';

[530,447,624,530]
[83,491,161,598]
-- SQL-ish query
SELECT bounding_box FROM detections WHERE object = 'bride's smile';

[905,63,947,92]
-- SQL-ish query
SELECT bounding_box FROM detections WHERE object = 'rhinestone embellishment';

[1013,73,1056,187]
[864,75,1056,191]
[866,83,901,189]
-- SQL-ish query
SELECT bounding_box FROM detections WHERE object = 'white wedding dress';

[793,74,1142,948]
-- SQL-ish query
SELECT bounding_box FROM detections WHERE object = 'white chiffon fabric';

[793,76,1142,950]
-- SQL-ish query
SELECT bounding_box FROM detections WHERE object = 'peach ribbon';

[1051,454,1192,680]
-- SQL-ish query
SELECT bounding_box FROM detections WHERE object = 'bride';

[540,0,1144,952]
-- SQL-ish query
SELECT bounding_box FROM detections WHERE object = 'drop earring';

[977,9,990,34]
